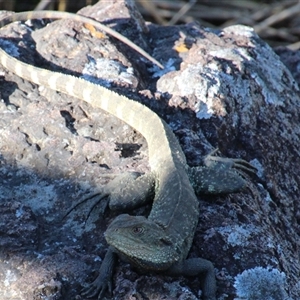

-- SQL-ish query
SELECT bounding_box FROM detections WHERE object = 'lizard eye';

[132,226,144,235]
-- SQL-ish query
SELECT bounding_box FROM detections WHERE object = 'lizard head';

[104,214,180,271]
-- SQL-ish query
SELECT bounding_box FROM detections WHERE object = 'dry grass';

[1,0,299,48]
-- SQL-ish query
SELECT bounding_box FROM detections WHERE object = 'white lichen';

[217,224,259,247]
[234,267,289,300]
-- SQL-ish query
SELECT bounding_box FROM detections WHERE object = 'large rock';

[0,0,299,299]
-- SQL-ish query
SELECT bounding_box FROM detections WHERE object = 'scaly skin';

[0,11,256,300]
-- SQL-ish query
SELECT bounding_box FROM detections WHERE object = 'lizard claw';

[62,190,109,223]
[228,158,257,174]
[188,149,257,194]
[81,248,117,299]
[81,275,111,299]
[204,148,257,176]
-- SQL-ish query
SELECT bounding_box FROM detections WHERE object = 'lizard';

[0,10,256,300]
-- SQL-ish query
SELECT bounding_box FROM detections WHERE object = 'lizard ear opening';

[159,237,173,246]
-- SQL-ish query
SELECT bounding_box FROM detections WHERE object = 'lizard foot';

[62,190,109,223]
[81,247,117,300]
[188,149,256,194]
[204,148,257,175]
[81,274,112,300]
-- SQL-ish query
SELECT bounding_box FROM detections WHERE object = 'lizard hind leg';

[62,172,155,224]
[62,189,109,223]
[203,149,257,175]
[188,166,247,195]
[188,150,257,195]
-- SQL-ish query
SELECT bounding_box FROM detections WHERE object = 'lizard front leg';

[165,258,216,300]
[79,173,155,299]
[81,246,117,299]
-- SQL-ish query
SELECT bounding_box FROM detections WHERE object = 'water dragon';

[0,11,256,300]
